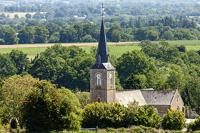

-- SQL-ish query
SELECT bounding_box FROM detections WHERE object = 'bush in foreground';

[126,103,161,128]
[82,102,127,128]
[188,116,200,131]
[21,81,81,131]
[162,109,185,130]
[0,75,38,125]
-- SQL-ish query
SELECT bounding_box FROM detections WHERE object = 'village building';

[90,14,185,116]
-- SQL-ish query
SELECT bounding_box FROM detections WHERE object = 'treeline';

[0,16,200,44]
[3,1,200,18]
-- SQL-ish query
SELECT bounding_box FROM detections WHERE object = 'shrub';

[162,109,185,130]
[125,104,161,128]
[21,81,81,131]
[130,125,160,133]
[0,118,2,129]
[82,102,127,128]
[76,91,90,108]
[188,116,200,131]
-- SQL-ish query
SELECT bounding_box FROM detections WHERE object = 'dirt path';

[0,42,139,49]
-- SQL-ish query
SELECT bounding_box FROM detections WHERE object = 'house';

[90,11,184,116]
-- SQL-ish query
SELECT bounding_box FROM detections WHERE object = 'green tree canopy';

[34,26,49,43]
[29,45,95,90]
[18,27,35,44]
[82,102,127,128]
[0,54,17,79]
[21,81,81,131]
[116,50,156,88]
[161,109,185,130]
[9,50,29,74]
[0,75,38,124]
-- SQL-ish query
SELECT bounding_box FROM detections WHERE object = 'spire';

[96,3,109,64]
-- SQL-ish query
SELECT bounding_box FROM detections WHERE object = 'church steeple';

[96,4,109,65]
[90,4,116,103]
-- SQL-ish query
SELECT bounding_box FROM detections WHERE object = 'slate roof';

[115,90,146,106]
[91,62,115,70]
[96,18,109,63]
[115,89,177,106]
[92,16,111,69]
[141,90,176,105]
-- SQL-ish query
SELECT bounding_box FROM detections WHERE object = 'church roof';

[116,90,147,106]
[96,18,109,63]
[115,89,178,106]
[92,62,115,70]
[141,90,176,105]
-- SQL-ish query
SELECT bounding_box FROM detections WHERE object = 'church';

[90,15,184,116]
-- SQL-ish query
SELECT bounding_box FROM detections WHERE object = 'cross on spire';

[101,3,104,18]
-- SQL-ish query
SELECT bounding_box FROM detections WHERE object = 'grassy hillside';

[0,40,199,59]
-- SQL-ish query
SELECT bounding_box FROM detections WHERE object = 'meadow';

[0,40,199,59]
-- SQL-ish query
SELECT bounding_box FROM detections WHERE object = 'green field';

[0,40,199,59]
[0,45,140,59]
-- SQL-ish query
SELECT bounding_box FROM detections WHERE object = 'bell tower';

[90,4,116,103]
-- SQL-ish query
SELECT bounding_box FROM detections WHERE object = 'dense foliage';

[188,116,200,131]
[161,109,186,130]
[21,80,81,131]
[125,103,161,128]
[0,50,29,79]
[0,75,38,124]
[82,102,161,128]
[0,16,199,44]
[75,92,90,108]
[29,45,95,91]
[82,102,127,128]
[0,75,82,131]
[0,42,200,112]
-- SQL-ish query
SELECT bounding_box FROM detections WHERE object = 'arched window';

[108,73,113,88]
[96,74,102,86]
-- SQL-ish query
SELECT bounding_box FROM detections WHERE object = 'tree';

[75,91,90,108]
[163,30,174,40]
[60,27,77,42]
[18,27,35,44]
[0,54,17,79]
[116,50,156,87]
[34,26,49,43]
[29,45,95,90]
[0,39,5,45]
[125,103,161,128]
[82,102,127,128]
[107,25,122,42]
[162,109,185,130]
[1,26,18,44]
[9,50,29,74]
[188,116,200,131]
[81,35,96,42]
[48,32,60,43]
[141,41,181,63]
[21,81,81,131]
[145,29,159,41]
[181,77,200,113]
[165,64,186,90]
[25,13,32,19]
[0,75,38,124]
[124,74,147,89]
